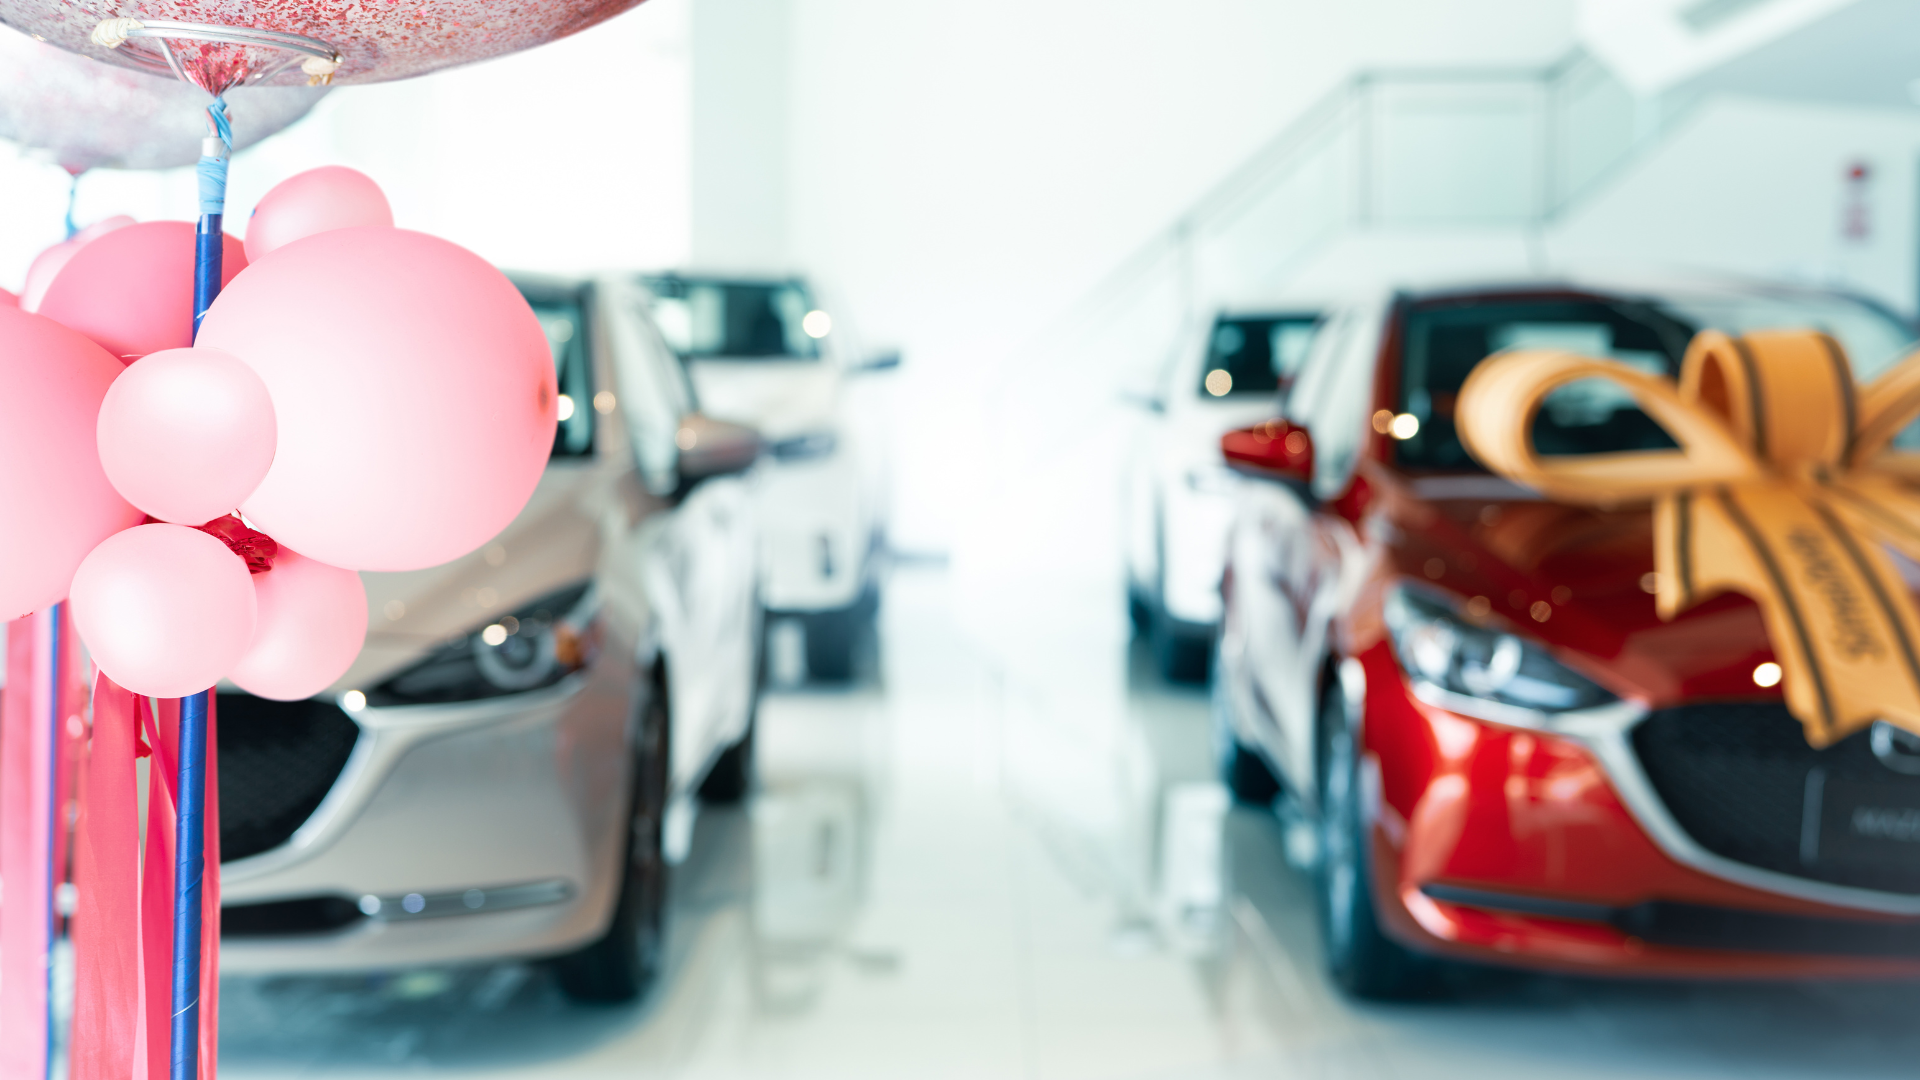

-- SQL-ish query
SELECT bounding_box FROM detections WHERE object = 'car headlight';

[366,582,601,707]
[768,431,838,462]
[1383,584,1613,716]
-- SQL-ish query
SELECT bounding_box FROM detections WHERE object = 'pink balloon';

[37,222,247,363]
[0,0,648,90]
[245,167,394,264]
[198,227,557,571]
[97,347,277,525]
[72,215,136,245]
[0,307,144,620]
[0,286,14,308]
[19,216,136,312]
[20,238,81,313]
[69,524,258,697]
[228,549,368,701]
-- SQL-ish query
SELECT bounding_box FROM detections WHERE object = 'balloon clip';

[301,56,340,86]
[87,18,341,92]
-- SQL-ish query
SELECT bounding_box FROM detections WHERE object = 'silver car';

[214,272,764,1003]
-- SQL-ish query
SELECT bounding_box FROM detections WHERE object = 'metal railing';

[1049,50,1689,386]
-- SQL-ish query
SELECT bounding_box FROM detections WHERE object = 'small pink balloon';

[228,549,368,701]
[69,524,257,697]
[0,286,15,308]
[245,167,393,264]
[198,227,556,571]
[0,307,144,620]
[19,216,135,312]
[97,346,277,525]
[37,221,247,363]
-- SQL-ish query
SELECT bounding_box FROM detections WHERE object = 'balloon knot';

[195,515,279,574]
[90,17,144,48]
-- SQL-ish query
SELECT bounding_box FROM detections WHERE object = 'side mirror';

[850,350,902,374]
[1222,419,1313,487]
[676,413,761,488]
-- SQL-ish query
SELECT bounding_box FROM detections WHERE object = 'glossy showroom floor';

[216,565,1920,1079]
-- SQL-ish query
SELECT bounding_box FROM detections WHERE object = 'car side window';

[606,290,690,495]
[1306,307,1384,500]
[1284,308,1351,426]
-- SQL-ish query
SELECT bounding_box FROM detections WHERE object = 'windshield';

[1393,291,1918,471]
[639,277,822,361]
[1199,314,1319,398]
[523,291,595,459]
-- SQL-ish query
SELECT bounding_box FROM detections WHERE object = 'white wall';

[1550,95,1920,314]
[690,0,791,269]
[777,0,1579,565]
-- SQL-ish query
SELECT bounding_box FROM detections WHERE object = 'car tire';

[1152,616,1212,683]
[553,679,669,1004]
[698,720,755,804]
[804,584,878,683]
[1314,686,1433,1000]
[1213,673,1282,806]
[1127,585,1152,636]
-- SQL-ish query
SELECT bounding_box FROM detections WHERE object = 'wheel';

[1152,614,1212,683]
[804,584,878,683]
[698,720,755,804]
[1314,687,1433,1000]
[1214,674,1281,806]
[1127,585,1152,636]
[553,681,669,1004]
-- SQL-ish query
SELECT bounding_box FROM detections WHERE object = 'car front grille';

[1632,702,1920,895]
[217,693,360,862]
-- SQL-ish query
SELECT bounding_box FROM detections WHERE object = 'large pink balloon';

[245,167,393,264]
[0,308,145,620]
[97,347,277,525]
[37,222,247,363]
[197,227,556,571]
[228,550,368,701]
[0,0,647,91]
[69,524,258,697]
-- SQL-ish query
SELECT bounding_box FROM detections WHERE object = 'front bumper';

[1357,643,1920,978]
[217,653,635,974]
[756,452,873,613]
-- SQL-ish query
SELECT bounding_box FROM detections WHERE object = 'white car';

[635,274,893,681]
[1124,309,1321,680]
[215,272,764,1004]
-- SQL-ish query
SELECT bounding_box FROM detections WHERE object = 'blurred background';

[14,0,1920,1075]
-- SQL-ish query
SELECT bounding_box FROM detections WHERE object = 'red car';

[1214,279,1920,996]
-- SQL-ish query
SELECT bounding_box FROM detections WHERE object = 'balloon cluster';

[0,167,557,699]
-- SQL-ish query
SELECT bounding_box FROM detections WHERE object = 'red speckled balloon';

[0,0,647,92]
[0,27,328,171]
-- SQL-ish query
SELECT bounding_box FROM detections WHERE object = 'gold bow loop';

[1457,329,1920,747]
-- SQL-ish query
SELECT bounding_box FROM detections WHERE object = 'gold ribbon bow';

[1457,329,1920,747]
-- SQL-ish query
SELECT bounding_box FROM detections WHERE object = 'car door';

[601,280,755,793]
[1226,310,1353,796]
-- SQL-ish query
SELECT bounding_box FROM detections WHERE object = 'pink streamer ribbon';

[0,612,53,1079]
[69,677,221,1079]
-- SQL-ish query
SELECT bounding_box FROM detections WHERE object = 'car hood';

[1372,471,1779,706]
[332,462,607,694]
[686,359,839,439]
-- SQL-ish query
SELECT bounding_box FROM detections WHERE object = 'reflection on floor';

[220,566,1920,1079]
